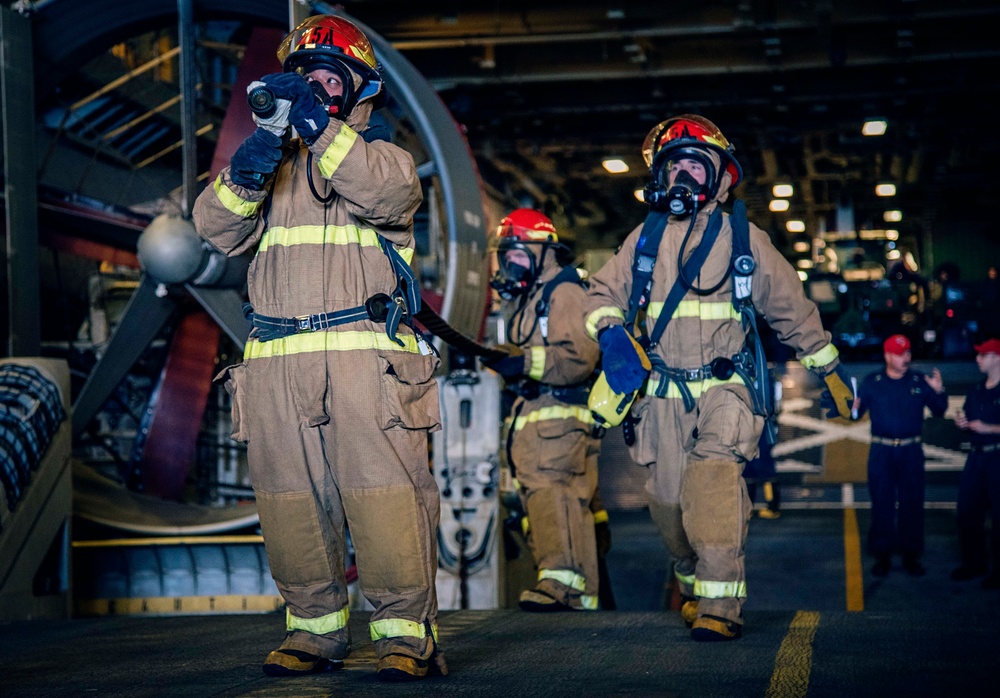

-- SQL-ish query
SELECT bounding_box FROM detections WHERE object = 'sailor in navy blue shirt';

[952,338,1000,589]
[853,334,947,577]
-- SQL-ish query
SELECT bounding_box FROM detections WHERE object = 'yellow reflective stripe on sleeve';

[317,122,359,177]
[369,618,439,643]
[694,579,748,599]
[800,342,840,371]
[213,174,263,218]
[244,330,419,360]
[286,606,349,635]
[592,509,609,524]
[513,405,596,430]
[647,299,741,322]
[397,246,414,265]
[675,569,696,586]
[585,307,625,339]
[529,346,546,381]
[580,595,599,610]
[258,224,382,253]
[538,568,586,592]
[651,372,745,399]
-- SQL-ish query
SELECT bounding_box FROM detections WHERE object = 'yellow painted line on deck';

[765,610,820,698]
[843,507,865,611]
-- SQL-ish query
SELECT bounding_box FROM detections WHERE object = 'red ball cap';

[974,338,1000,355]
[883,334,911,355]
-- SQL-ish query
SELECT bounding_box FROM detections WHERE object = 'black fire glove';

[482,344,525,378]
[228,128,283,190]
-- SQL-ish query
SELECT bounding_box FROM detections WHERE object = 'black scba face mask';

[644,151,716,217]
[302,59,356,117]
[490,259,534,301]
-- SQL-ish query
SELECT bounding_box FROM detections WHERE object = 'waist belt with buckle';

[647,354,742,412]
[871,435,922,447]
[972,442,1000,453]
[510,379,591,406]
[244,293,395,343]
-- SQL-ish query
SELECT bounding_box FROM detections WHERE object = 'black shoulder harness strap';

[536,265,586,345]
[645,207,724,348]
[624,210,671,331]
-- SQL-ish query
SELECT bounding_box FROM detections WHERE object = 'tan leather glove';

[821,365,855,419]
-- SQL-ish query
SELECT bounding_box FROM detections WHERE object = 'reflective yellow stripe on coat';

[646,299,741,322]
[214,174,264,218]
[257,223,415,264]
[317,122,359,177]
[513,405,596,431]
[244,331,419,360]
[800,342,839,371]
[585,307,625,339]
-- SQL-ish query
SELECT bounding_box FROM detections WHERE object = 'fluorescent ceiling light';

[796,259,814,269]
[633,189,645,202]
[772,183,794,198]
[883,210,902,222]
[797,270,809,281]
[769,199,790,212]
[885,229,899,240]
[862,120,887,136]
[875,183,897,197]
[793,241,811,253]
[886,249,901,260]
[602,159,629,174]
[786,220,806,233]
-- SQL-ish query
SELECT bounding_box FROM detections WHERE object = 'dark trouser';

[867,442,925,558]
[956,451,1000,570]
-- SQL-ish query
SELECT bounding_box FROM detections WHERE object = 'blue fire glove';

[819,364,855,419]
[598,325,651,395]
[228,128,283,190]
[481,344,525,378]
[261,73,330,145]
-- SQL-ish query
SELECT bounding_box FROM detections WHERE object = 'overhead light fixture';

[602,158,629,174]
[769,199,790,212]
[875,183,896,197]
[772,183,794,198]
[862,119,887,136]
[633,189,645,202]
[885,229,899,240]
[793,241,811,253]
[786,220,806,233]
[797,270,809,281]
[883,210,902,222]
[886,249,901,260]
[796,259,814,269]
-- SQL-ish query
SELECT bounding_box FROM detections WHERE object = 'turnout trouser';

[509,397,600,609]
[228,344,442,661]
[629,383,761,623]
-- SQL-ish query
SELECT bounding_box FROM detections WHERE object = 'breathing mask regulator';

[491,250,538,302]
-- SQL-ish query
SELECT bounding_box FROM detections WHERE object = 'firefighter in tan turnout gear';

[193,15,446,681]
[583,115,854,640]
[483,209,605,612]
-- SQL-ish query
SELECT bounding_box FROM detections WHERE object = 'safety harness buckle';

[295,315,314,332]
